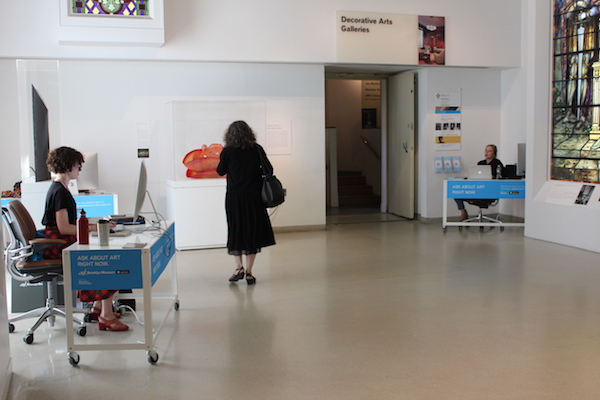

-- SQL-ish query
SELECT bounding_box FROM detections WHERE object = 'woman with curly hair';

[217,121,276,285]
[43,146,128,331]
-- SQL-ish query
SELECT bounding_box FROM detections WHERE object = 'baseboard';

[272,224,326,233]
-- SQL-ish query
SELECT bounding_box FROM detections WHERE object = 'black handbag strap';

[256,144,273,177]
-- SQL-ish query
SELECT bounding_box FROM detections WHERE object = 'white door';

[387,72,415,218]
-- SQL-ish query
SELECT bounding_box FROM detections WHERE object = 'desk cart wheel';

[174,301,180,311]
[147,350,159,365]
[8,324,14,333]
[68,352,80,366]
[76,326,87,337]
[23,333,34,344]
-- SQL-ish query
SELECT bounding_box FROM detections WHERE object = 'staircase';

[337,171,380,206]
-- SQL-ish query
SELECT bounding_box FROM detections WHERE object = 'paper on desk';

[123,242,147,248]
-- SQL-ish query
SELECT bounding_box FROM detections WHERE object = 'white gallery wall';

[3,1,599,253]
[57,61,326,229]
[416,67,517,219]
[0,1,520,67]
[0,0,522,230]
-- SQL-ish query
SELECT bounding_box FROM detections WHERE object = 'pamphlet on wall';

[434,157,443,172]
[452,156,461,172]
[443,157,453,172]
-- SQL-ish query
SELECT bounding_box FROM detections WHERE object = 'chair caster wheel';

[23,333,34,344]
[76,326,87,337]
[83,314,94,323]
[8,324,14,333]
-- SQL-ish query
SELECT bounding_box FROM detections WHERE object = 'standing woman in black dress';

[217,121,276,285]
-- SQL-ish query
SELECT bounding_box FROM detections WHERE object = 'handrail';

[360,136,381,160]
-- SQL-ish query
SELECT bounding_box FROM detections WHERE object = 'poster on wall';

[362,80,381,128]
[266,120,292,155]
[418,16,445,65]
[434,92,461,151]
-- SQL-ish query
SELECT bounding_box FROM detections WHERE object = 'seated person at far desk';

[455,144,504,221]
[42,146,128,332]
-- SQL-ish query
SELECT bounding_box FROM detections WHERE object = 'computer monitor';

[74,152,99,192]
[32,85,51,182]
[132,160,147,224]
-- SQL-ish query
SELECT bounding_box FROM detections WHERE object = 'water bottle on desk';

[77,209,89,244]
[496,164,502,179]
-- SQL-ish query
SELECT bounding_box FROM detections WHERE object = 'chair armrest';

[29,238,67,254]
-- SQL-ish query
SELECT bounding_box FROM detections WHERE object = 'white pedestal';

[166,179,227,250]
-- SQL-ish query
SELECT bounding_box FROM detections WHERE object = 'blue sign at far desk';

[447,179,525,199]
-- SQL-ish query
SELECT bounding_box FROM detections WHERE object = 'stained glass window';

[71,0,149,17]
[552,0,600,182]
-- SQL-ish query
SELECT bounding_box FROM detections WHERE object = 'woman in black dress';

[217,121,276,285]
[43,146,128,331]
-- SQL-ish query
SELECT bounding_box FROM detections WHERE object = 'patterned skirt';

[44,226,117,301]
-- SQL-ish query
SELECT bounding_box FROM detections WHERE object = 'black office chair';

[2,201,87,344]
[463,199,501,225]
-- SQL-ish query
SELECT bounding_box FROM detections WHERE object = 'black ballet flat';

[246,274,256,285]
[229,267,245,282]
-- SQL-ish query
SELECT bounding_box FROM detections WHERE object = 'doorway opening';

[324,68,417,223]
[325,78,383,219]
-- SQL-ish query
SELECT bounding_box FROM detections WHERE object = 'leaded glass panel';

[71,0,149,16]
[552,0,600,182]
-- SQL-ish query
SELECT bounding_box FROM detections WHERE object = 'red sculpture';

[182,144,224,179]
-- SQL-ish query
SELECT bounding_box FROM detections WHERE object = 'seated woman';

[42,146,128,331]
[455,144,504,221]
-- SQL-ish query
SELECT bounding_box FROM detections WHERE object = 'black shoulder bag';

[257,146,285,208]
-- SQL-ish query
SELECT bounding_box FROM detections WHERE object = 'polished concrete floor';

[6,217,600,399]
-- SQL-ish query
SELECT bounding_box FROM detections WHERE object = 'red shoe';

[87,307,121,322]
[98,316,129,331]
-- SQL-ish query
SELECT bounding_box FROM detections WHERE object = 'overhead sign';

[337,11,418,64]
[337,12,446,66]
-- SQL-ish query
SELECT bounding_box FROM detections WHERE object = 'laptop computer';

[468,165,492,179]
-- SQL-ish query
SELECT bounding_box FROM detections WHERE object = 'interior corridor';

[6,218,600,400]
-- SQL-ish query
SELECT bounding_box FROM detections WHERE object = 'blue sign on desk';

[70,249,143,290]
[68,223,176,290]
[447,180,525,199]
[150,223,175,285]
